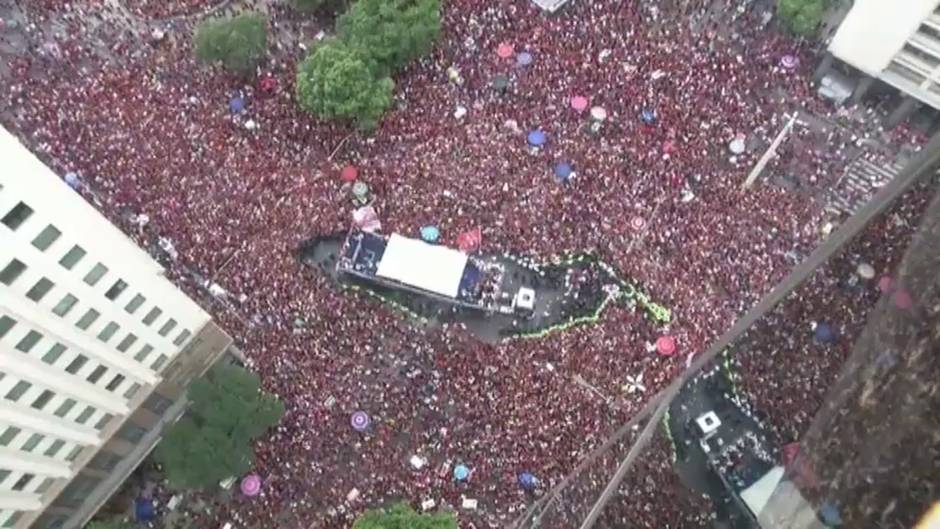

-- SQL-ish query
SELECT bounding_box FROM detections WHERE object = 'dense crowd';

[0,0,931,527]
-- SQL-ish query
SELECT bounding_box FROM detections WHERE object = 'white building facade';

[0,127,232,529]
[821,0,940,122]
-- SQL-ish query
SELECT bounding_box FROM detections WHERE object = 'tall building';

[0,127,232,529]
[818,0,940,124]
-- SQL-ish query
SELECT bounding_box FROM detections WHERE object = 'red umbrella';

[656,336,676,356]
[340,165,358,183]
[496,43,514,59]
[877,275,893,293]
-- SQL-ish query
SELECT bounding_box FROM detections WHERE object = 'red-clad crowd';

[1,0,929,527]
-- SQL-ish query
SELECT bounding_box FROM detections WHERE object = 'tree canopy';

[296,40,394,130]
[194,13,268,73]
[337,0,441,76]
[352,502,457,529]
[154,364,284,490]
[777,0,825,37]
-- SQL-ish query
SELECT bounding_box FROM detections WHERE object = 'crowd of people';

[0,0,932,527]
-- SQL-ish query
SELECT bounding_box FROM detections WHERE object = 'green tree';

[777,0,825,37]
[353,502,457,529]
[296,40,394,129]
[154,364,284,490]
[337,0,441,76]
[194,13,268,73]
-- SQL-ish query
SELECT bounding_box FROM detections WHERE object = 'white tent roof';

[376,234,468,298]
[740,466,785,516]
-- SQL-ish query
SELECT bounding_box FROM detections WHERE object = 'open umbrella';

[516,52,533,66]
[570,96,589,112]
[420,225,440,242]
[135,497,156,522]
[340,165,358,182]
[590,106,608,121]
[351,411,370,431]
[527,130,547,147]
[229,96,246,114]
[241,474,262,497]
[518,472,538,490]
[656,336,676,356]
[814,323,836,343]
[856,263,875,279]
[496,43,514,59]
[554,162,573,182]
[453,464,470,481]
[641,108,657,124]
[780,54,800,70]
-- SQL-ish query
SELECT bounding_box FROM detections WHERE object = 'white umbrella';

[622,373,646,394]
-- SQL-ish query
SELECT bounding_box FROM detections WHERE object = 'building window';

[31,224,61,251]
[173,329,192,347]
[58,245,86,270]
[25,277,54,302]
[151,354,169,371]
[0,258,27,286]
[15,330,42,353]
[105,374,125,392]
[5,381,32,402]
[116,333,138,353]
[1,201,33,230]
[54,398,76,418]
[97,322,119,342]
[51,293,78,317]
[142,307,162,326]
[12,473,34,491]
[21,433,44,452]
[31,389,55,410]
[0,470,9,485]
[86,365,107,384]
[158,318,178,337]
[75,308,100,330]
[75,406,96,425]
[104,279,127,300]
[42,343,66,364]
[124,382,142,399]
[65,445,84,462]
[93,413,114,430]
[124,294,146,314]
[64,354,88,374]
[43,439,65,457]
[2,511,22,528]
[0,315,16,338]
[134,344,154,362]
[82,263,108,286]
[143,393,173,415]
[117,422,147,444]
[0,427,21,446]
[35,477,54,494]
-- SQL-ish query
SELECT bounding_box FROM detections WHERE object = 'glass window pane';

[52,293,78,317]
[15,330,42,353]
[93,413,114,430]
[142,307,162,326]
[31,389,54,410]
[104,279,127,301]
[158,318,177,337]
[124,382,142,399]
[42,343,66,364]
[54,398,76,417]
[1,201,33,230]
[83,263,108,286]
[0,315,16,338]
[0,258,27,285]
[59,245,86,270]
[124,294,146,314]
[0,426,22,446]
[134,344,154,362]
[22,433,44,452]
[66,445,83,462]
[173,329,192,347]
[86,365,107,383]
[12,473,34,491]
[25,277,54,302]
[75,308,100,330]
[75,406,95,424]
[64,354,88,374]
[97,322,119,342]
[116,333,137,352]
[44,439,65,457]
[31,224,61,251]
[151,354,169,371]
[105,374,125,392]
[5,381,32,401]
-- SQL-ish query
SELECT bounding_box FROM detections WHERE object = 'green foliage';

[352,503,457,529]
[296,40,394,129]
[194,13,268,73]
[85,521,134,529]
[337,0,441,75]
[290,0,327,13]
[777,0,825,37]
[154,364,284,490]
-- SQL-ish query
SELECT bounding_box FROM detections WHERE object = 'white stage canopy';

[740,466,785,516]
[376,234,468,298]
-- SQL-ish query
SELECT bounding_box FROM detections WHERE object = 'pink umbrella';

[241,474,262,497]
[893,289,913,310]
[341,165,358,183]
[496,43,514,59]
[878,276,893,293]
[630,216,646,230]
[570,96,589,112]
[656,336,676,356]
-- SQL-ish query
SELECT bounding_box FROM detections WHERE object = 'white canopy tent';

[740,466,785,516]
[376,234,468,298]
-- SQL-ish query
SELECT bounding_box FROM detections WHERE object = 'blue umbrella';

[517,52,533,66]
[420,225,440,242]
[814,323,836,344]
[641,108,657,124]
[518,472,538,490]
[554,162,573,181]
[135,497,156,522]
[453,464,470,481]
[527,130,547,147]
[229,96,246,114]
